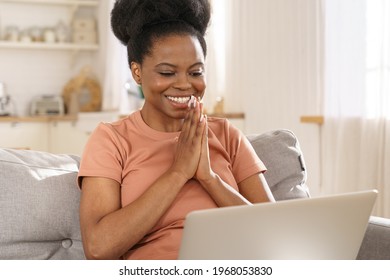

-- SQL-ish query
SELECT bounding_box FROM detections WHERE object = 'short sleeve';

[77,123,125,188]
[227,121,267,183]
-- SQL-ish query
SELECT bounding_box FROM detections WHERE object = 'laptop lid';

[178,190,377,260]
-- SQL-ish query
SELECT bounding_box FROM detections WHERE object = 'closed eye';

[190,71,204,77]
[159,72,175,77]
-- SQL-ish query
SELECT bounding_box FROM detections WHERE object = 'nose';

[173,73,192,90]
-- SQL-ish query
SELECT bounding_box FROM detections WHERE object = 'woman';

[78,0,274,260]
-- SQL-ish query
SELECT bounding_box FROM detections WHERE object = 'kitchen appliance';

[30,95,64,116]
[0,82,13,116]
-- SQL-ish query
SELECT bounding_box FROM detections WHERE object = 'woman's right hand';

[170,99,206,181]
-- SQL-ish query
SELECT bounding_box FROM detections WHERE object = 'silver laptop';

[178,190,377,260]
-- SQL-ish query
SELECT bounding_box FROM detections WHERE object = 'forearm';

[197,173,252,207]
[81,170,187,259]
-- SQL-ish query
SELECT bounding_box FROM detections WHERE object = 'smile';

[166,96,192,104]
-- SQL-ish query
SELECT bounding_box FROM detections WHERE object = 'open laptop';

[178,190,378,260]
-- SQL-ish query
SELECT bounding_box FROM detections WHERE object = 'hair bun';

[111,0,210,45]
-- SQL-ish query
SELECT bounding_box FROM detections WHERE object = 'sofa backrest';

[0,149,84,260]
[0,129,309,259]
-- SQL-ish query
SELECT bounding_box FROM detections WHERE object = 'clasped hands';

[170,96,215,184]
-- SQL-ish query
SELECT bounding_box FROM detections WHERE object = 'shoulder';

[83,112,140,159]
[92,112,138,139]
[207,116,246,156]
[207,116,242,139]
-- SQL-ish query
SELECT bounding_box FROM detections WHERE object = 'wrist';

[167,168,190,186]
[197,171,219,188]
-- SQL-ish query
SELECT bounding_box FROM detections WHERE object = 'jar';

[43,28,56,43]
[4,26,19,41]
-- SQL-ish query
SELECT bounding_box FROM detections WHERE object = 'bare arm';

[197,171,275,207]
[238,172,275,203]
[80,170,187,259]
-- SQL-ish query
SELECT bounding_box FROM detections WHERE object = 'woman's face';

[131,34,206,132]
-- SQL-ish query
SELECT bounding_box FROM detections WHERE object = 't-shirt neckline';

[133,110,181,141]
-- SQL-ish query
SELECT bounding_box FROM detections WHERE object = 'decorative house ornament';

[55,21,69,43]
[213,96,225,114]
[72,18,97,44]
[62,67,102,114]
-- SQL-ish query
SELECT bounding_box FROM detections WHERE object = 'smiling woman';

[77,0,274,260]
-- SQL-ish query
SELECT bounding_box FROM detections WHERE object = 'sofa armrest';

[357,216,390,259]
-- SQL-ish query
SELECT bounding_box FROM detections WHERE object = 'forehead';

[145,34,205,66]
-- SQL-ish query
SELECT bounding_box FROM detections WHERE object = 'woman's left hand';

[194,111,215,182]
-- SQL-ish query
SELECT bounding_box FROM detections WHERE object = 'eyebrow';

[155,62,205,68]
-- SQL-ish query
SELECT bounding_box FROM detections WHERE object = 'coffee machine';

[0,82,13,116]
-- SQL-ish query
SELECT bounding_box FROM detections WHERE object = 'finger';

[180,106,195,142]
[199,102,204,123]
[198,114,207,140]
[198,115,209,171]
[186,100,201,142]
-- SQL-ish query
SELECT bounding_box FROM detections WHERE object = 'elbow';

[82,236,119,260]
[83,241,107,260]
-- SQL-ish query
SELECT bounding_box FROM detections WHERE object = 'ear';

[131,62,142,85]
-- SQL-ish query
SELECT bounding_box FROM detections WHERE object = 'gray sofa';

[0,129,389,259]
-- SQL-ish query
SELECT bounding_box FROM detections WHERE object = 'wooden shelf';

[0,115,77,123]
[0,41,99,51]
[0,0,99,6]
[208,112,245,119]
[300,115,324,125]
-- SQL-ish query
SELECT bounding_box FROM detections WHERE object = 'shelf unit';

[0,0,101,120]
[0,41,98,51]
[0,0,100,52]
[0,115,78,123]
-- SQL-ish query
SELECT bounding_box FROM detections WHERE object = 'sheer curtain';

[206,0,323,124]
[322,0,390,218]
[97,0,129,113]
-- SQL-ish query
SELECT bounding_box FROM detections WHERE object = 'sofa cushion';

[0,148,85,260]
[247,129,310,200]
[357,216,390,259]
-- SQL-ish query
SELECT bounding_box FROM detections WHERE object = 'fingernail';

[200,114,204,123]
[188,96,194,108]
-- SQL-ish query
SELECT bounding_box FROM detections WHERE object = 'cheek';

[194,77,207,93]
[144,76,171,93]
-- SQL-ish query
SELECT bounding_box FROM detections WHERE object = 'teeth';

[167,96,191,104]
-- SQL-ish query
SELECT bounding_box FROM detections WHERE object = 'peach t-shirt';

[78,110,266,260]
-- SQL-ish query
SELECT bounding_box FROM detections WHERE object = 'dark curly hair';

[111,0,211,64]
